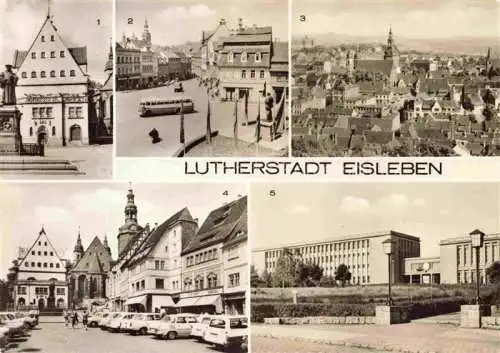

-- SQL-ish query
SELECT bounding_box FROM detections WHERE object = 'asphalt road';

[6,321,238,353]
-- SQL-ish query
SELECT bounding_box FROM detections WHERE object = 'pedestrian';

[72,311,78,329]
[63,310,68,327]
[82,311,89,331]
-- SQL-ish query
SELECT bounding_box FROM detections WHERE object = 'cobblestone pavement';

[6,321,233,353]
[252,323,500,353]
[116,79,287,157]
[252,336,391,353]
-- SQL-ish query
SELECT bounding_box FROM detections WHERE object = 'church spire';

[73,227,84,262]
[103,234,111,256]
[124,183,138,223]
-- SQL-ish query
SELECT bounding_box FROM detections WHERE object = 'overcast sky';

[251,183,500,258]
[0,182,247,279]
[116,0,288,46]
[0,0,112,83]
[293,0,499,38]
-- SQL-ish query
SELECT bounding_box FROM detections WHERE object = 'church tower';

[103,235,112,256]
[104,41,113,74]
[384,26,395,60]
[73,229,84,263]
[117,186,143,257]
[486,47,491,75]
[142,19,152,49]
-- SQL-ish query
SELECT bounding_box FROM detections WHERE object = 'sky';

[0,0,112,83]
[116,0,288,46]
[293,0,499,38]
[251,183,500,258]
[0,182,247,279]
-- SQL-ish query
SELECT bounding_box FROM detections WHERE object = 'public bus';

[138,97,194,117]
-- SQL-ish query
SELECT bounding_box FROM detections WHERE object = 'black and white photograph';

[251,183,500,353]
[115,0,289,157]
[291,0,500,157]
[0,182,248,352]
[0,0,114,178]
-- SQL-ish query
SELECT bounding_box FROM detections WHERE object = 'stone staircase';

[0,156,84,176]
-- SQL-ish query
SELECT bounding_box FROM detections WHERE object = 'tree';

[261,270,273,288]
[334,264,351,287]
[250,265,260,288]
[297,263,324,287]
[319,276,337,287]
[271,248,299,287]
[486,261,500,284]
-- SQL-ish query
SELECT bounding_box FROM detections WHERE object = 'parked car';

[9,312,36,328]
[153,313,197,340]
[147,314,171,336]
[191,315,216,341]
[88,312,105,328]
[0,323,9,352]
[203,316,248,350]
[122,313,160,335]
[108,313,132,333]
[0,314,26,337]
[100,312,120,330]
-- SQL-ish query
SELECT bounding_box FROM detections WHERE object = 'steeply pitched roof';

[124,207,195,268]
[182,196,247,255]
[72,236,113,274]
[356,59,393,76]
[271,42,288,63]
[68,47,88,65]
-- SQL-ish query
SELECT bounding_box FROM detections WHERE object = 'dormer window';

[241,51,247,63]
[228,51,234,63]
[255,52,262,62]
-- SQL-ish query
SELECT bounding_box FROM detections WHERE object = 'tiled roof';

[182,196,247,255]
[238,26,272,35]
[12,50,27,68]
[223,34,272,44]
[364,130,394,144]
[68,47,88,65]
[72,236,113,274]
[271,42,288,63]
[124,208,195,268]
[356,59,393,76]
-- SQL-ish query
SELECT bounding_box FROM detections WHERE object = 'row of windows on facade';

[227,52,263,64]
[118,67,140,75]
[32,107,83,119]
[456,242,498,266]
[117,56,140,64]
[31,50,65,60]
[457,270,489,284]
[240,70,266,79]
[29,126,55,137]
[25,261,61,269]
[17,286,65,295]
[184,273,219,291]
[185,248,219,267]
[266,240,372,258]
[267,260,371,271]
[22,70,76,79]
[31,248,54,256]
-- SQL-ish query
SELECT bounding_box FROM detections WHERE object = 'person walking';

[63,310,68,327]
[72,311,78,329]
[82,311,89,331]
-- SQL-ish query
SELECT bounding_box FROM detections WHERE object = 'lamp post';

[470,229,485,305]
[382,239,395,306]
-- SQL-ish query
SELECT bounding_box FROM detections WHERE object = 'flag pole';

[233,98,239,156]
[180,101,185,156]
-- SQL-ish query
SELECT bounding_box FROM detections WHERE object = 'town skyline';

[0,183,247,279]
[293,0,499,39]
[1,0,112,83]
[251,183,500,257]
[116,0,288,46]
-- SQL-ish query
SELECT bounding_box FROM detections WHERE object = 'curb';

[253,332,441,353]
[173,131,219,157]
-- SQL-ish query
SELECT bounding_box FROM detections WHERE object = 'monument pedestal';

[460,304,491,328]
[375,305,411,325]
[0,105,22,154]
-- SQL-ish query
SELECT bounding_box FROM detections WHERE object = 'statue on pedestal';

[0,65,18,105]
[264,93,274,122]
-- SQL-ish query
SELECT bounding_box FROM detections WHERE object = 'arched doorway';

[38,298,45,310]
[37,125,48,144]
[69,124,82,142]
[56,298,64,308]
[17,297,25,306]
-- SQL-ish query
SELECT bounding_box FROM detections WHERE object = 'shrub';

[409,297,472,319]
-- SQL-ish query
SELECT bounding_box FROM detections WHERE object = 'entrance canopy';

[125,295,146,306]
[152,295,175,308]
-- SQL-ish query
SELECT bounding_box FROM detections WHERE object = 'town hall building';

[12,14,90,146]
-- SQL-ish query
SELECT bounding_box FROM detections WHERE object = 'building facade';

[440,232,500,284]
[13,15,90,145]
[68,233,113,307]
[252,230,421,285]
[116,43,141,90]
[14,228,68,310]
[179,196,247,315]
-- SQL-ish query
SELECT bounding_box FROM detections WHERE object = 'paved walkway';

[252,323,500,353]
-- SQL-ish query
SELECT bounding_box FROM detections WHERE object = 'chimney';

[238,18,243,31]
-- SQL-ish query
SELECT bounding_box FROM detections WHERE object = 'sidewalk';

[252,323,500,353]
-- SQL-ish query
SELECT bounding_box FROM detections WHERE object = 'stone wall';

[263,316,375,325]
[481,316,500,329]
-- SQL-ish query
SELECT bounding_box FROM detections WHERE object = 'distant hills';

[292,33,500,56]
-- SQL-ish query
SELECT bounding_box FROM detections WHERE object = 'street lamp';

[382,239,395,306]
[470,229,485,305]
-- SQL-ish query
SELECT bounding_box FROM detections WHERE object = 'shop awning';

[125,295,147,306]
[152,295,175,308]
[175,297,199,307]
[195,295,221,306]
